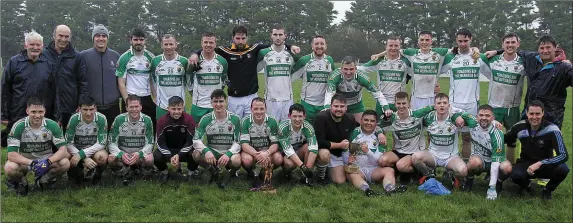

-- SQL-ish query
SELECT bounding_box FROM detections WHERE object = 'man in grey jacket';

[80,25,121,128]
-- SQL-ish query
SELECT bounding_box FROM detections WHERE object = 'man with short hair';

[278,104,317,186]
[440,28,491,160]
[292,35,335,123]
[107,95,155,185]
[313,94,361,185]
[81,24,121,128]
[4,97,70,196]
[257,25,297,122]
[2,32,56,147]
[154,96,198,183]
[359,37,411,115]
[189,25,299,119]
[117,28,156,126]
[464,105,512,200]
[347,110,405,196]
[411,93,476,189]
[65,97,108,185]
[192,89,242,189]
[42,25,89,132]
[506,100,569,200]
[151,34,189,119]
[189,32,228,122]
[379,92,434,184]
[325,56,391,121]
[240,97,282,189]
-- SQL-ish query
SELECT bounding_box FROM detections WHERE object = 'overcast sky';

[332,1,353,25]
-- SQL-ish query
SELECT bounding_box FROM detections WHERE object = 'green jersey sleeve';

[45,120,66,148]
[326,56,335,69]
[402,48,418,56]
[359,58,382,73]
[451,111,478,128]
[65,114,81,153]
[431,48,450,56]
[278,120,294,157]
[6,121,25,153]
[411,106,435,118]
[115,54,130,78]
[150,56,162,83]
[292,54,310,81]
[357,71,389,109]
[441,53,455,75]
[302,121,318,154]
[239,117,252,144]
[268,117,279,145]
[325,69,343,107]
[490,128,506,162]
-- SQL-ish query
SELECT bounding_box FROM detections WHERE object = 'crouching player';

[192,89,242,189]
[108,95,155,185]
[278,104,318,186]
[240,97,282,189]
[65,97,109,185]
[347,110,405,196]
[154,96,199,183]
[465,104,512,200]
[4,98,70,195]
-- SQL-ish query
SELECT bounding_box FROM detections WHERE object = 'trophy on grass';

[260,163,277,194]
[344,143,361,174]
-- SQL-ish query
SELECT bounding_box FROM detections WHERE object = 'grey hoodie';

[80,47,121,108]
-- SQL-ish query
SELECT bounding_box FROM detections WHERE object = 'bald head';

[53,25,72,51]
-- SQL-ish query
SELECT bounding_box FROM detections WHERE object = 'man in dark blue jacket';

[43,25,89,132]
[1,31,56,147]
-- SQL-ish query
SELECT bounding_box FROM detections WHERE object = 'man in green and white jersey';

[359,37,411,114]
[116,28,156,125]
[347,110,405,196]
[440,28,492,160]
[278,104,318,185]
[4,98,70,195]
[65,97,108,185]
[325,56,391,121]
[464,105,512,200]
[192,89,241,189]
[151,34,189,119]
[240,97,282,189]
[412,93,476,188]
[292,35,335,123]
[107,95,154,185]
[378,92,434,184]
[189,32,228,122]
[257,25,297,122]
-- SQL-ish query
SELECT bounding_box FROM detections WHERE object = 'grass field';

[1,74,572,222]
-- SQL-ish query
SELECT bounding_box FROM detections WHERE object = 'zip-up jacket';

[156,112,196,158]
[80,47,121,108]
[1,50,56,123]
[505,119,568,167]
[43,41,89,121]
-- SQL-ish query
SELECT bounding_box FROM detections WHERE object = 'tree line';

[1,0,571,65]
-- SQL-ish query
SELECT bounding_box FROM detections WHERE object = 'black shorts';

[391,150,412,159]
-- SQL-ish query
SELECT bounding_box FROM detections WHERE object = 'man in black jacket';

[505,100,569,200]
[43,25,89,132]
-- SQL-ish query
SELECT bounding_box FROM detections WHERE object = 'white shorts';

[431,152,458,167]
[360,166,378,183]
[228,93,258,119]
[328,151,349,168]
[267,99,293,123]
[451,102,477,132]
[22,152,53,160]
[411,96,434,110]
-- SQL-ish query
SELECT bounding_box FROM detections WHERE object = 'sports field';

[1,74,572,222]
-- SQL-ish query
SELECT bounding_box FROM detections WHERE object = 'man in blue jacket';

[43,25,89,132]
[1,31,56,147]
[80,24,121,128]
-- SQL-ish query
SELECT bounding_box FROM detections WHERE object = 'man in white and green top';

[278,104,318,186]
[412,93,476,189]
[257,25,297,122]
[116,28,156,125]
[240,97,282,189]
[359,37,411,114]
[107,95,154,185]
[189,32,228,123]
[192,89,241,189]
[150,34,189,119]
[464,104,512,200]
[65,97,108,185]
[4,97,70,195]
[292,35,335,123]
[325,56,391,121]
[440,28,492,161]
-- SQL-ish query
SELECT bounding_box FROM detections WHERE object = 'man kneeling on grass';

[154,96,199,183]
[4,97,70,196]
[347,110,406,196]
[192,89,242,189]
[108,95,155,185]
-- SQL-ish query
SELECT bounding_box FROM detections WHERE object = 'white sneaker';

[486,186,498,200]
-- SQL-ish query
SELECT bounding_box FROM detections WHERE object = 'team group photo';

[1,0,572,222]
